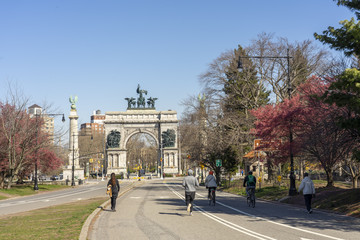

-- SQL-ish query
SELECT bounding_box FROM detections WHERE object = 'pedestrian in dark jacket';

[107,173,120,212]
[182,169,199,216]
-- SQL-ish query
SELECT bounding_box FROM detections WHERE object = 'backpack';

[248,175,255,185]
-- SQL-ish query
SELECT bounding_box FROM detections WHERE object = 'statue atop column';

[69,96,78,110]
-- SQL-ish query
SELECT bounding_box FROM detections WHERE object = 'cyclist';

[243,171,256,198]
[205,170,217,200]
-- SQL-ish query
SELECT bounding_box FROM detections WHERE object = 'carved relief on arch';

[107,130,120,148]
[162,129,176,147]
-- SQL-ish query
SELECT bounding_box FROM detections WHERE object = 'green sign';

[216,159,222,167]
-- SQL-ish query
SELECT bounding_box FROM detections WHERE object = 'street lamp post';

[160,142,164,180]
[34,113,65,190]
[238,49,297,196]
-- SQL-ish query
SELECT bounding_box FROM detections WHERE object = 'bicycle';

[208,187,216,206]
[247,187,255,208]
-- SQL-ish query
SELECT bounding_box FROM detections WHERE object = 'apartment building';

[28,104,55,138]
[80,110,105,135]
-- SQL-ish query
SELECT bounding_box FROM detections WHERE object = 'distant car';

[90,172,102,178]
[59,174,63,180]
[50,175,59,181]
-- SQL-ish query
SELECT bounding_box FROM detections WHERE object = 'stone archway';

[104,109,179,176]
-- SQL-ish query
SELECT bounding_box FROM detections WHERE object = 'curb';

[79,181,144,240]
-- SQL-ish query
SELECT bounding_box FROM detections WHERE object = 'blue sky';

[0,0,355,127]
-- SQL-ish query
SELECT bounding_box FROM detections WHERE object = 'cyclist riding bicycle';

[243,171,256,197]
[205,170,217,199]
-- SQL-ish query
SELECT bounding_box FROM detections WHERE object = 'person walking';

[205,170,217,199]
[107,173,120,212]
[298,172,316,214]
[182,169,199,216]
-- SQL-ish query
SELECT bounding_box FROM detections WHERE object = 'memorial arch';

[104,85,180,176]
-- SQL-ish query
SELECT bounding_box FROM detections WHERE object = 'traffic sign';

[216,159,222,167]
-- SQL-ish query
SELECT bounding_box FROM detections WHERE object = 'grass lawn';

[0,184,70,199]
[0,195,7,200]
[0,197,107,240]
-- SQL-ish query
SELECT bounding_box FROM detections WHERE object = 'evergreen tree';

[314,0,360,57]
[223,45,270,114]
[315,0,360,161]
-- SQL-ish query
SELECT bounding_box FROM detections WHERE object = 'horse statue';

[136,84,148,108]
[147,97,158,108]
[125,97,136,109]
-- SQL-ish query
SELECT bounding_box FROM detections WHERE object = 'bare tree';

[342,157,360,188]
[0,84,66,189]
[245,33,329,103]
[126,133,157,172]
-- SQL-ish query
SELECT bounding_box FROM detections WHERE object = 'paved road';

[89,178,360,240]
[0,179,134,217]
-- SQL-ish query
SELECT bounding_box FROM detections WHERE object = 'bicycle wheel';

[212,190,216,206]
[247,196,251,207]
[208,192,212,205]
[251,194,256,208]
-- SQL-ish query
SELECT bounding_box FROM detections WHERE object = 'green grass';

[222,184,289,201]
[0,197,107,240]
[313,188,360,217]
[0,184,69,197]
[0,195,7,200]
[255,186,289,200]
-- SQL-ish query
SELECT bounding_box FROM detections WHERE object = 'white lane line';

[195,192,344,240]
[169,185,276,240]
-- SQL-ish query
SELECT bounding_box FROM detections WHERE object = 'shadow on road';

[150,179,360,234]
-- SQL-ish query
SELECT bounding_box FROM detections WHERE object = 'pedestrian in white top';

[298,172,316,214]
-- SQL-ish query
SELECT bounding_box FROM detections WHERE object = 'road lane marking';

[169,185,276,240]
[194,192,344,240]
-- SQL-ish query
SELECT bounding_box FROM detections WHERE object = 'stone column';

[63,96,84,182]
[69,110,80,168]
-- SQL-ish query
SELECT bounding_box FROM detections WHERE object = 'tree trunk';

[267,158,273,183]
[299,159,304,181]
[0,172,4,189]
[353,176,359,189]
[6,175,14,189]
[325,168,334,187]
[215,167,221,186]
